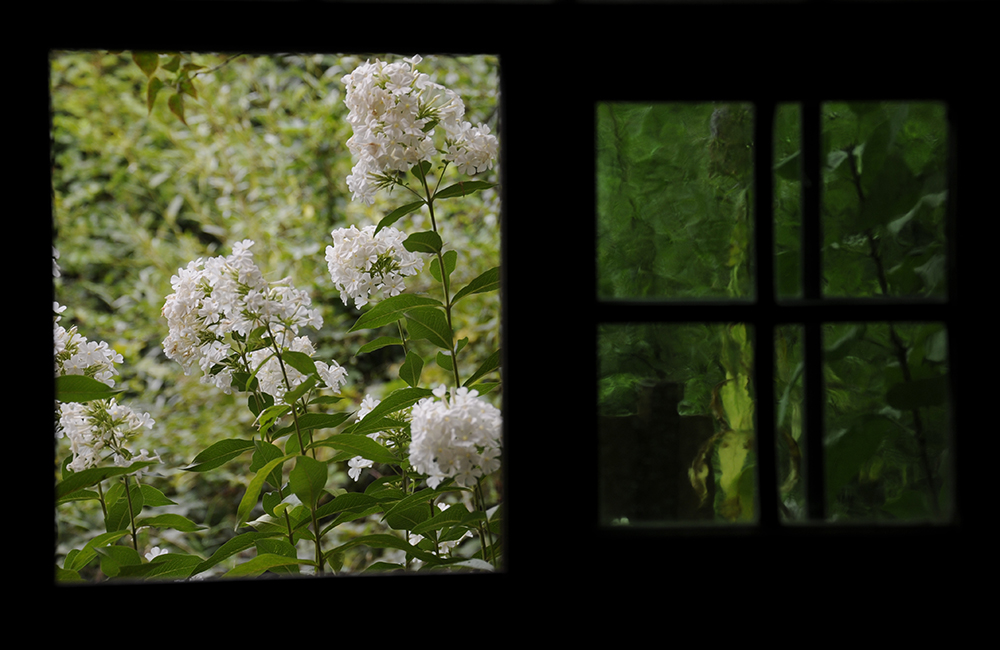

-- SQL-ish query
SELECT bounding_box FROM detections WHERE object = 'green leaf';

[410,503,470,535]
[131,51,159,77]
[250,440,286,488]
[403,230,443,254]
[183,438,255,472]
[436,351,453,372]
[399,350,424,387]
[190,531,281,577]
[255,405,290,437]
[429,249,458,283]
[358,387,432,422]
[349,294,442,332]
[311,434,398,464]
[55,375,122,403]
[376,201,425,235]
[96,545,142,578]
[279,350,317,377]
[55,463,158,500]
[146,77,163,114]
[274,412,354,438]
[222,553,310,578]
[283,374,318,405]
[135,513,204,532]
[327,534,439,564]
[434,180,496,200]
[289,455,328,508]
[236,454,297,531]
[464,349,501,388]
[314,492,378,520]
[356,336,404,355]
[405,307,453,350]
[168,93,186,125]
[139,484,176,507]
[66,531,130,572]
[452,267,500,303]
[106,483,144,533]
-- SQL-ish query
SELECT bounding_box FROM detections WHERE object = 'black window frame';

[555,3,986,581]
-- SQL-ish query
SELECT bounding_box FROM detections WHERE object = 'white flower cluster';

[326,225,423,309]
[248,335,347,402]
[347,394,386,481]
[409,385,502,488]
[54,299,159,475]
[54,302,123,387]
[162,240,343,396]
[57,399,158,474]
[341,55,498,205]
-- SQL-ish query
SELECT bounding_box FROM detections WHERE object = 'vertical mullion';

[801,100,826,521]
[754,100,778,528]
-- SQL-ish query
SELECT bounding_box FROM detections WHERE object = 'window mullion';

[754,99,779,528]
[801,100,827,521]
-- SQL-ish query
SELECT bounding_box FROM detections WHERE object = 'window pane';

[598,322,757,525]
[823,322,952,522]
[596,102,755,300]
[821,102,949,298]
[774,103,802,299]
[775,324,805,519]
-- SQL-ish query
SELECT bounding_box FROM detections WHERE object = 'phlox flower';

[162,240,335,396]
[347,394,388,481]
[57,399,159,475]
[341,55,498,205]
[54,302,123,387]
[408,385,502,488]
[326,225,423,309]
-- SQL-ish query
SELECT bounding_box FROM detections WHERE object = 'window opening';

[595,99,955,528]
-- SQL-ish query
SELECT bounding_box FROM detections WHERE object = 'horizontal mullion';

[593,300,952,324]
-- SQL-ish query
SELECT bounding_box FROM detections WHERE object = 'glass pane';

[821,102,949,298]
[823,322,952,522]
[598,323,757,525]
[774,103,802,299]
[596,102,755,300]
[775,325,805,520]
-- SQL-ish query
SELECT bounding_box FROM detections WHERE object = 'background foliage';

[596,101,950,523]
[51,50,501,576]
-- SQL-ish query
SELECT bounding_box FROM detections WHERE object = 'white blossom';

[408,385,502,488]
[326,225,423,309]
[161,240,340,397]
[341,55,497,205]
[57,399,158,475]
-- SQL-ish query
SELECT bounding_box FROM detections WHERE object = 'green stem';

[123,475,138,551]
[416,165,462,388]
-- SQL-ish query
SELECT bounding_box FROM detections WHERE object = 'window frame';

[570,6,982,567]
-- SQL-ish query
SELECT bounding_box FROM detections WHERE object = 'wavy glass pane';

[821,102,948,298]
[774,324,805,520]
[823,322,952,522]
[598,322,757,525]
[773,103,802,299]
[596,102,755,300]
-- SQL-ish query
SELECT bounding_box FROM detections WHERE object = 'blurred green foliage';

[596,101,951,524]
[51,51,501,573]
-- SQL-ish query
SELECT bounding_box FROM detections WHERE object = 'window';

[558,5,983,570]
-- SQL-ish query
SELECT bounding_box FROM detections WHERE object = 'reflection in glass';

[774,325,805,520]
[823,322,951,522]
[821,102,948,298]
[598,323,757,525]
[596,102,755,300]
[773,103,802,299]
